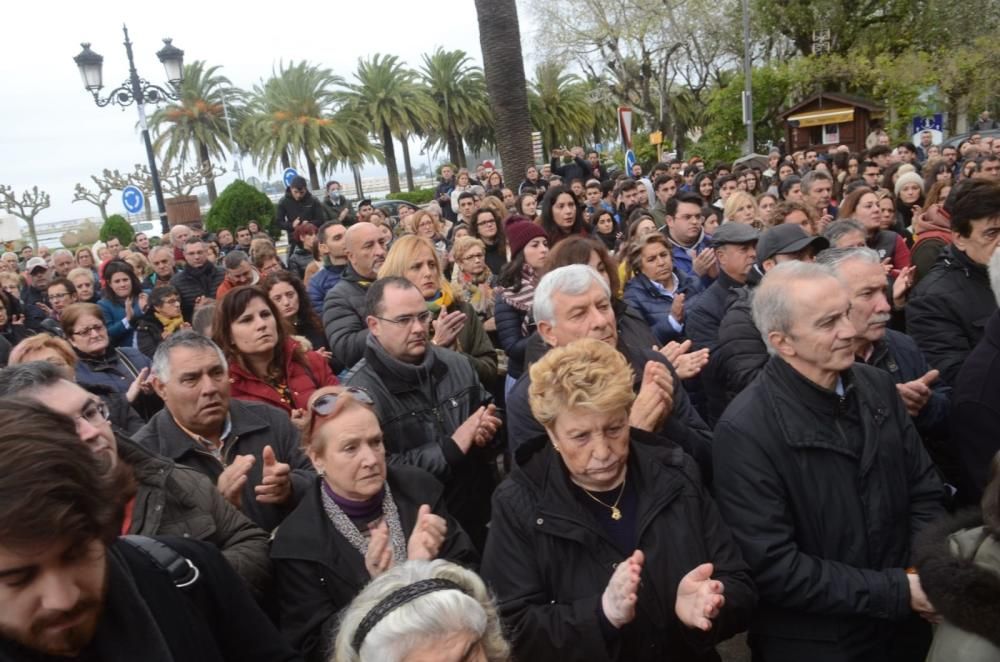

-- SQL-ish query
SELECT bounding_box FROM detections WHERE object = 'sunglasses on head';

[310,386,374,417]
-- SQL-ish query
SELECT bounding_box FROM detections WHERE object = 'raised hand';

[432,306,467,349]
[896,369,939,417]
[892,265,917,308]
[656,339,692,367]
[675,563,726,631]
[125,367,151,403]
[255,445,292,504]
[674,347,711,380]
[472,403,503,447]
[692,248,716,277]
[218,454,255,508]
[601,550,644,628]
[365,519,394,578]
[671,293,686,323]
[629,361,674,432]
[407,504,447,560]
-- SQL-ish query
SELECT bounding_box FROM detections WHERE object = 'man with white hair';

[50,249,75,278]
[169,223,192,263]
[952,249,1000,503]
[712,261,944,662]
[505,264,713,477]
[817,247,951,466]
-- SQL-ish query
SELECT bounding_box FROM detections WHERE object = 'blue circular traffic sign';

[282,168,299,188]
[625,150,637,173]
[122,186,145,215]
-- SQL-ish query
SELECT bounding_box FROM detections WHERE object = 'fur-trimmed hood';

[914,510,1000,649]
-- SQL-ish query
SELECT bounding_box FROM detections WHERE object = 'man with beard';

[712,261,944,662]
[0,402,299,662]
[0,362,271,596]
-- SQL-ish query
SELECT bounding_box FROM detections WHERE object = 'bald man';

[321,222,389,369]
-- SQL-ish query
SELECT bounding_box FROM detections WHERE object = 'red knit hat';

[505,216,547,257]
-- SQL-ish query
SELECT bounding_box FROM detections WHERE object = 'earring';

[551,444,560,454]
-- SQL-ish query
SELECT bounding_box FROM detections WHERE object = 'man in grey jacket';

[134,332,314,533]
[345,276,501,550]
[0,361,271,597]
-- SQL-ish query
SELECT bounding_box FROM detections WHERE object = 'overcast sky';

[0,0,517,225]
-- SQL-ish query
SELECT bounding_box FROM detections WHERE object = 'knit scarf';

[452,267,494,319]
[320,479,407,568]
[155,312,184,335]
[496,264,538,335]
[425,287,454,315]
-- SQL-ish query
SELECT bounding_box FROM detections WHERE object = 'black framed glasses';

[375,311,433,326]
[73,324,105,337]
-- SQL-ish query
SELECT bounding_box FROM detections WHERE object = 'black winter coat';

[270,468,479,662]
[287,246,314,281]
[171,262,225,321]
[684,270,745,352]
[952,310,1000,503]
[712,357,945,662]
[507,342,714,483]
[906,245,997,386]
[275,189,329,245]
[345,340,496,549]
[701,287,766,425]
[482,435,756,661]
[321,264,370,371]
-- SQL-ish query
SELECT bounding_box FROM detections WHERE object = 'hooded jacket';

[712,357,945,661]
[482,434,756,661]
[275,188,329,244]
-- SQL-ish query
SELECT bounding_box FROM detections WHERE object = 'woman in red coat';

[213,285,337,429]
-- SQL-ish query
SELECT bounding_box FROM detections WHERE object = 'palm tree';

[419,49,492,169]
[149,61,235,202]
[474,0,535,181]
[528,62,594,156]
[240,61,371,190]
[339,54,433,194]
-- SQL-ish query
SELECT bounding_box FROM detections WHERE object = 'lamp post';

[73,25,184,234]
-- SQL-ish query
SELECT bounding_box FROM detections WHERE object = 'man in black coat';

[0,405,300,662]
[713,261,945,662]
[322,222,388,370]
[701,224,829,424]
[906,178,1000,385]
[952,250,1000,503]
[170,237,224,321]
[275,175,329,249]
[507,265,714,480]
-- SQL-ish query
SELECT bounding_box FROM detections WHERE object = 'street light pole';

[741,0,754,155]
[74,25,184,235]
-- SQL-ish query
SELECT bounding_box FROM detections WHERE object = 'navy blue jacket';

[684,270,747,352]
[307,262,346,315]
[622,270,704,345]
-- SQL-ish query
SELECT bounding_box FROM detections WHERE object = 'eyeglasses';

[461,253,485,262]
[76,400,110,427]
[48,292,72,301]
[73,324,105,337]
[160,297,181,306]
[375,310,433,326]
[310,386,375,417]
[476,220,497,228]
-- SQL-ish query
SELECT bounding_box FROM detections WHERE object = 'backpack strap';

[120,535,200,588]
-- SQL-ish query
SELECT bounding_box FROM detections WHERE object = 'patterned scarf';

[425,286,454,315]
[320,479,407,569]
[452,267,494,319]
[496,263,538,335]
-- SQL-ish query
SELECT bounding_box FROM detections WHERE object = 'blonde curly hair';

[528,337,635,428]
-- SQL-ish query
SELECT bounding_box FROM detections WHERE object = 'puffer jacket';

[494,296,533,380]
[623,270,704,345]
[287,246,314,281]
[701,287,767,425]
[906,245,997,386]
[914,513,1000,662]
[482,435,756,661]
[307,262,346,315]
[228,338,337,415]
[713,357,945,661]
[119,438,271,597]
[270,467,479,662]
[321,264,370,371]
[345,337,495,549]
[172,262,225,321]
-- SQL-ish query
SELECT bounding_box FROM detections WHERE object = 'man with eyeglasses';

[344,277,501,551]
[171,237,224,321]
[663,192,718,287]
[323,222,389,370]
[0,361,272,597]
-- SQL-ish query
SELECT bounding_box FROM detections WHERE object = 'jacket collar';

[148,399,268,462]
[117,436,171,487]
[363,336,447,394]
[944,244,990,280]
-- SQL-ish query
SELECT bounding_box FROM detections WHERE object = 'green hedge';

[391,188,436,205]
[99,214,135,245]
[204,180,277,238]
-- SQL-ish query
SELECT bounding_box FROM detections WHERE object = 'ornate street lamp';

[74,25,185,234]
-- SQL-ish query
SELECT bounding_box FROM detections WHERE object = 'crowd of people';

[1,136,1000,662]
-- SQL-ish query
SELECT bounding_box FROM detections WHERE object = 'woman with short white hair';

[334,559,510,662]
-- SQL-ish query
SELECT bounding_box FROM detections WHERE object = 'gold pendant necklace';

[581,473,627,520]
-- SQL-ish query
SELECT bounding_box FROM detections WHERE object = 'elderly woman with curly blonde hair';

[482,338,756,661]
